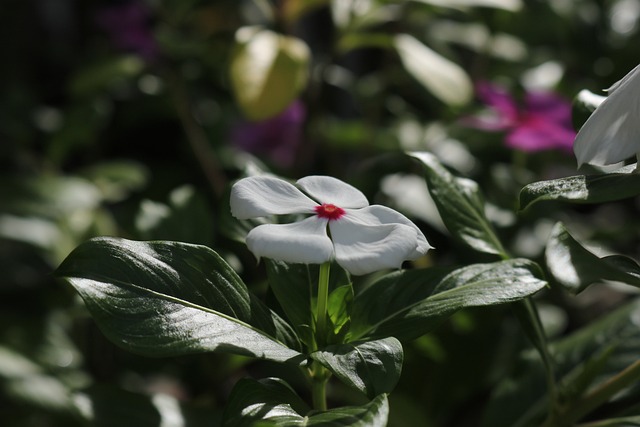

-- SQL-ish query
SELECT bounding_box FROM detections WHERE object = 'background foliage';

[2,0,640,426]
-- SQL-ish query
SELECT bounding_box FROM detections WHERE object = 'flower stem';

[310,262,331,411]
[316,262,331,348]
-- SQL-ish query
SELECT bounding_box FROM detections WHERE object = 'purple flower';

[96,0,158,61]
[464,81,576,152]
[231,101,306,168]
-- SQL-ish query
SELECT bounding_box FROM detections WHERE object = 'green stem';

[310,262,332,411]
[515,298,561,424]
[311,361,328,411]
[545,359,640,427]
[316,262,331,348]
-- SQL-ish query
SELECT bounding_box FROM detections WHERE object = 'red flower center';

[314,203,345,221]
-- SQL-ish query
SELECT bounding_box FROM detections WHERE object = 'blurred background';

[1,0,639,425]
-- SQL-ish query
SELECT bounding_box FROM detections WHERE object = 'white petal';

[246,216,333,264]
[230,176,317,219]
[330,218,419,275]
[296,176,369,208]
[574,63,640,167]
[347,205,433,258]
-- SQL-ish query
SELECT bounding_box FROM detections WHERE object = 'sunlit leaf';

[230,27,309,120]
[545,222,640,294]
[311,337,403,399]
[519,164,640,210]
[56,238,303,363]
[350,259,546,341]
[223,377,389,427]
[409,151,507,257]
[394,34,472,106]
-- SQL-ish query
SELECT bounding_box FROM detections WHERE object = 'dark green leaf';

[222,378,310,427]
[223,377,389,427]
[545,222,640,294]
[483,299,640,427]
[56,238,303,363]
[351,259,546,341]
[70,56,144,97]
[311,337,403,399]
[519,164,640,210]
[408,152,508,257]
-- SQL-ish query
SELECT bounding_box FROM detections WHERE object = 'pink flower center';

[314,203,345,221]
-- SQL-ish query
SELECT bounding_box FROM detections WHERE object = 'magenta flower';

[465,82,576,152]
[231,100,306,168]
[96,0,159,61]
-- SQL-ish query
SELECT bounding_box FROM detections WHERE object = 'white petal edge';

[329,218,419,276]
[230,176,318,219]
[574,63,640,167]
[296,176,369,208]
[246,216,333,265]
[346,205,433,258]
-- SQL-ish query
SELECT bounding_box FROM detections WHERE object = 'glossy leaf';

[394,34,472,106]
[223,377,389,427]
[230,27,310,121]
[56,238,302,363]
[311,337,403,399]
[350,259,546,341]
[545,222,640,294]
[519,164,640,210]
[409,151,508,257]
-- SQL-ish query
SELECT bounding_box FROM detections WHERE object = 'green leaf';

[518,164,640,210]
[80,160,149,203]
[70,55,145,97]
[135,185,214,246]
[408,151,508,257]
[394,34,472,106]
[56,238,303,363]
[350,259,546,341]
[74,385,220,427]
[265,260,351,346]
[545,222,640,294]
[576,417,640,427]
[483,299,640,427]
[223,377,389,427]
[222,378,310,427]
[327,284,354,338]
[311,337,403,399]
[0,346,76,414]
[230,27,309,121]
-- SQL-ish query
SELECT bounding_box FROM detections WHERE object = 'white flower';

[574,63,640,167]
[230,175,432,275]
